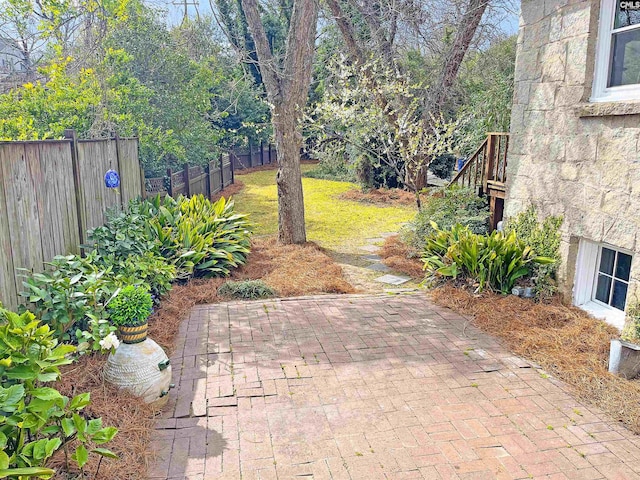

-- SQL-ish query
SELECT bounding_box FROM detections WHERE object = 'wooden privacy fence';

[0,131,143,310]
[230,142,277,171]
[144,154,234,198]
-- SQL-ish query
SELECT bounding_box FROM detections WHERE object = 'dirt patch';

[430,285,640,434]
[211,180,245,201]
[339,188,420,207]
[54,236,354,479]
[379,235,423,279]
[234,159,318,176]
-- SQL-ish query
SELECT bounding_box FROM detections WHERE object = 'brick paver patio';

[149,294,640,479]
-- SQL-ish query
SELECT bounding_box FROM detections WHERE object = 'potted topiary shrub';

[103,285,172,406]
[609,300,640,379]
[108,285,153,344]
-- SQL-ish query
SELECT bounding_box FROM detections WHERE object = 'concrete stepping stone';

[365,237,386,244]
[366,263,391,272]
[363,254,382,262]
[375,274,411,285]
[359,245,379,253]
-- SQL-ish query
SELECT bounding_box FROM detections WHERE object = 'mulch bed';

[53,236,354,479]
[431,285,640,434]
[378,235,423,279]
[233,159,318,176]
[339,188,420,207]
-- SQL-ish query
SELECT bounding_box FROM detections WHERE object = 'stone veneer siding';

[505,0,640,305]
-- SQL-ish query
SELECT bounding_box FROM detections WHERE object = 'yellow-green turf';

[232,165,416,250]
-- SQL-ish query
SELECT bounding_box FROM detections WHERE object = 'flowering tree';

[308,57,460,209]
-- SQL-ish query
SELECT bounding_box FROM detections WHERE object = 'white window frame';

[574,239,632,330]
[591,0,640,103]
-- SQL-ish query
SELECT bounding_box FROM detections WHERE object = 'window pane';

[615,0,640,29]
[609,28,640,87]
[612,280,629,310]
[615,252,632,281]
[599,248,616,275]
[595,274,612,303]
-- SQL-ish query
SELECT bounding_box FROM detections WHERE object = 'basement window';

[592,0,640,102]
[574,240,632,329]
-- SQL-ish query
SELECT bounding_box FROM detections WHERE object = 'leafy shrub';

[21,253,120,343]
[623,300,640,343]
[148,194,252,279]
[506,206,563,299]
[92,195,252,281]
[423,223,555,294]
[110,251,176,299]
[304,160,356,183]
[108,286,153,327]
[218,280,276,299]
[0,306,118,478]
[429,154,456,180]
[402,187,489,251]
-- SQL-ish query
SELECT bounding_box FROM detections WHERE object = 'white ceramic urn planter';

[103,338,173,407]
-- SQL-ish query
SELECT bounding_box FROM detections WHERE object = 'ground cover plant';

[218,280,276,300]
[431,286,640,434]
[232,166,414,250]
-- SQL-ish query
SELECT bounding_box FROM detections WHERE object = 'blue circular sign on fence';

[104,169,120,189]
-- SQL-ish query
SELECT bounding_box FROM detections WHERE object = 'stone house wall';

[505,0,640,308]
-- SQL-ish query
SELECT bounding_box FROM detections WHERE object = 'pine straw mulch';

[430,285,640,434]
[233,159,318,176]
[378,235,424,279]
[211,180,244,201]
[52,236,354,479]
[339,188,420,207]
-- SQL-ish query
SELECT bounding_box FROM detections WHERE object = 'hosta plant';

[0,306,118,478]
[422,223,555,294]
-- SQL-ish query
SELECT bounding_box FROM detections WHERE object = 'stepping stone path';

[366,262,392,273]
[374,274,411,285]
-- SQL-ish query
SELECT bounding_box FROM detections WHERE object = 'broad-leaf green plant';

[422,223,555,294]
[0,306,118,478]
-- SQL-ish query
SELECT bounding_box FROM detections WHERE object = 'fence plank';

[117,138,142,205]
[1,144,44,296]
[0,145,18,308]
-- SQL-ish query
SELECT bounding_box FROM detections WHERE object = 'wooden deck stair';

[448,132,509,230]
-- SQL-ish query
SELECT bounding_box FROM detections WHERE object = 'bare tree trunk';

[433,0,489,108]
[241,0,317,244]
[273,105,306,243]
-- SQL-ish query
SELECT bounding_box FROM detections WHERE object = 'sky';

[147,0,521,36]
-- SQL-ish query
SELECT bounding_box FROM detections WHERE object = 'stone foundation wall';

[505,0,640,301]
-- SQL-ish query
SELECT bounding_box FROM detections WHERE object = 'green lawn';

[232,166,416,249]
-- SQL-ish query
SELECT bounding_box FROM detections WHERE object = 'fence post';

[230,153,235,184]
[183,163,191,197]
[140,166,147,199]
[268,143,273,164]
[260,141,264,166]
[206,161,212,199]
[167,168,173,197]
[64,129,86,247]
[219,154,224,188]
[248,138,253,167]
